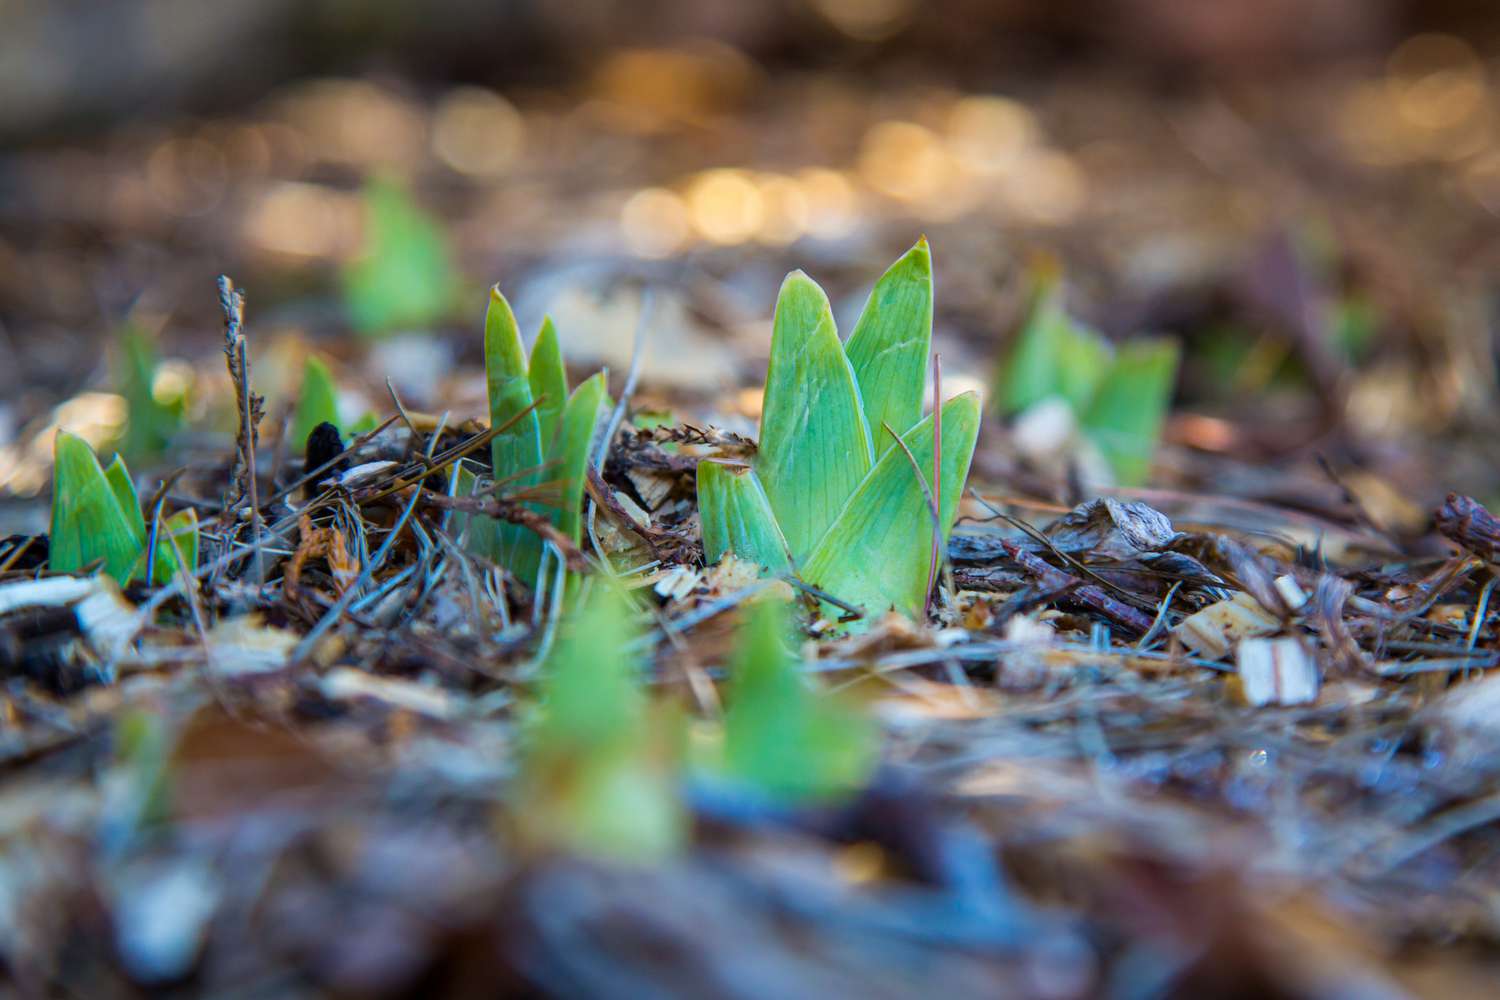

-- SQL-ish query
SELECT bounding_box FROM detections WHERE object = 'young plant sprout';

[994,267,1180,486]
[341,177,458,336]
[718,596,875,801]
[116,324,186,461]
[290,354,340,451]
[50,431,198,586]
[516,577,685,861]
[697,239,981,621]
[469,288,609,589]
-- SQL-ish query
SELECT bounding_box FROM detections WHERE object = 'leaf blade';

[696,462,792,572]
[755,271,873,561]
[1080,338,1180,487]
[50,432,144,584]
[551,371,608,544]
[480,286,545,586]
[801,393,981,621]
[843,238,933,453]
[528,317,568,452]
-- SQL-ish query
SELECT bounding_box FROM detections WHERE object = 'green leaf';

[291,354,340,451]
[528,317,568,452]
[479,286,545,586]
[1080,338,1179,487]
[151,507,199,585]
[522,579,684,861]
[802,393,981,621]
[341,177,457,335]
[103,455,146,541]
[550,372,608,544]
[755,271,873,561]
[116,326,184,460]
[721,597,875,801]
[696,461,792,573]
[844,238,932,454]
[50,432,145,584]
[994,276,1111,416]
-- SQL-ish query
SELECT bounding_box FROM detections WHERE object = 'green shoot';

[720,597,875,801]
[50,432,199,587]
[50,433,146,584]
[802,393,980,618]
[291,354,340,450]
[553,372,609,545]
[844,237,933,454]
[116,326,185,461]
[528,317,567,451]
[756,271,874,561]
[518,579,685,861]
[695,240,981,626]
[471,288,611,589]
[478,287,546,586]
[697,462,791,572]
[342,177,457,336]
[1079,339,1180,488]
[994,268,1179,486]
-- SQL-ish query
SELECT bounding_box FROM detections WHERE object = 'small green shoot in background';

[51,431,198,586]
[342,177,458,336]
[290,354,341,450]
[994,266,1179,486]
[470,288,609,590]
[115,325,186,461]
[516,578,685,862]
[697,239,981,623]
[717,597,875,801]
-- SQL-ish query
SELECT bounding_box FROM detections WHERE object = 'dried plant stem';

[927,353,942,617]
[218,275,265,583]
[1000,538,1155,634]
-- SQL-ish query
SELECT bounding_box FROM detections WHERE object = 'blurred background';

[3,0,1500,530]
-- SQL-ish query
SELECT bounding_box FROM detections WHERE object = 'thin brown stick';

[1000,538,1156,634]
[419,491,586,569]
[218,275,265,583]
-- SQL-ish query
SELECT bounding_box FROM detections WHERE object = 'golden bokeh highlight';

[685,169,765,245]
[859,121,954,203]
[621,187,693,258]
[431,87,524,177]
[812,0,914,41]
[945,95,1037,174]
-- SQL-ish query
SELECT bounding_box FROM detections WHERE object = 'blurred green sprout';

[994,267,1179,486]
[341,177,458,336]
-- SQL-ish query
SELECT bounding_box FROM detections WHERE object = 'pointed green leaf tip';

[722,597,875,801]
[550,372,608,544]
[522,579,684,861]
[844,238,933,454]
[755,271,873,562]
[802,392,981,621]
[291,354,340,450]
[342,177,457,335]
[50,432,144,584]
[1081,338,1179,487]
[697,461,792,573]
[480,286,545,586]
[528,317,568,451]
